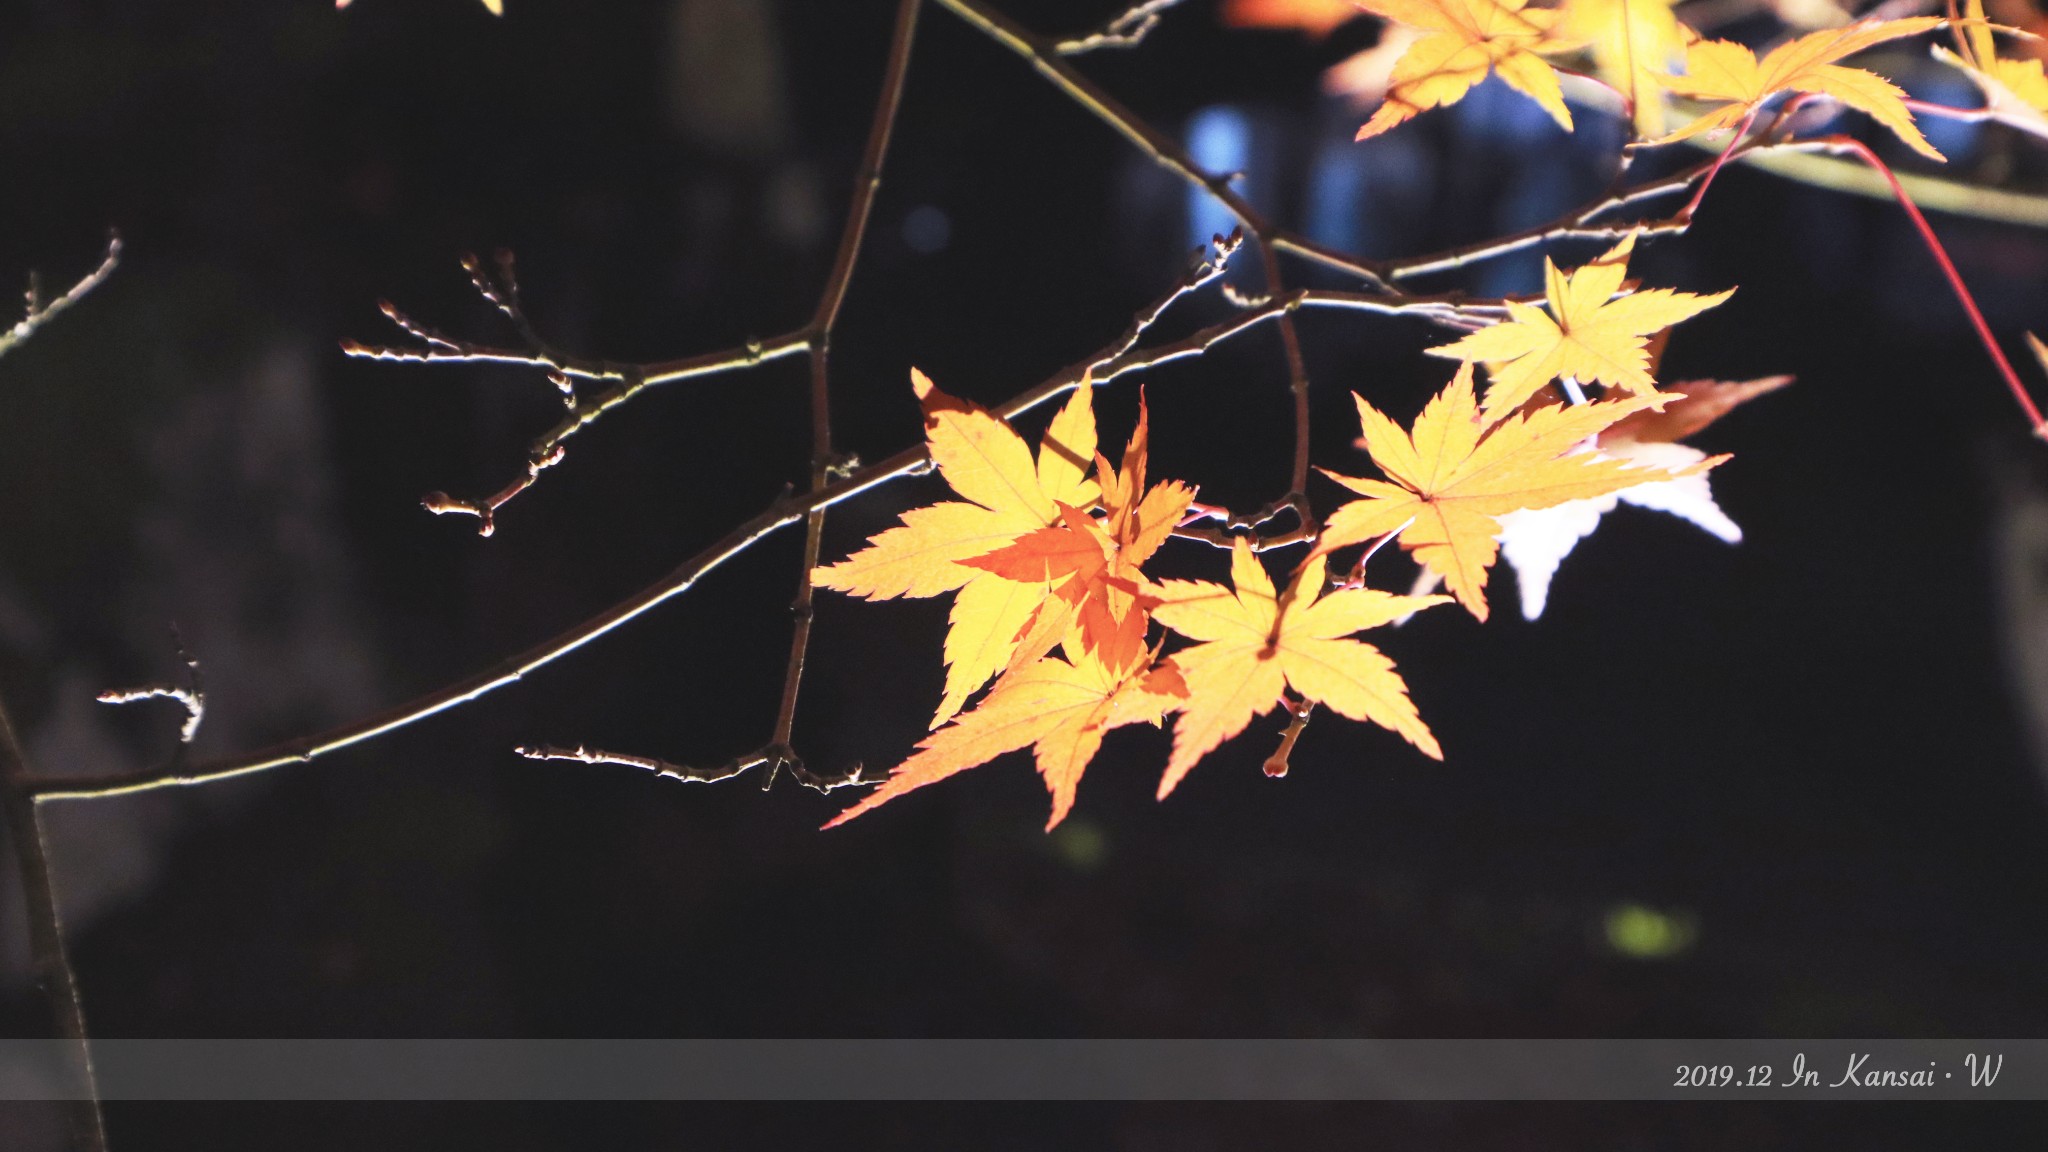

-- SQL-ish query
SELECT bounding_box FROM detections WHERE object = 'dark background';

[0,0,2043,1146]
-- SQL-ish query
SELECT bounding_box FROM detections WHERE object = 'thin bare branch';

[1383,135,1833,281]
[0,233,121,361]
[98,629,207,746]
[98,681,205,747]
[516,743,757,787]
[345,280,814,533]
[1086,229,1244,377]
[769,0,922,788]
[519,743,869,794]
[1172,521,1318,552]
[1055,0,1191,55]
[932,0,1392,287]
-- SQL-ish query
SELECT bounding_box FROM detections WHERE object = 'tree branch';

[0,233,121,362]
[345,289,813,534]
[1382,135,1830,281]
[761,0,922,789]
[1055,0,1192,55]
[515,743,870,793]
[0,697,107,1152]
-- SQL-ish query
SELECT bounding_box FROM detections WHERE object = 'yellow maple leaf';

[1560,0,1689,134]
[814,371,1100,727]
[1935,0,2048,137]
[1350,0,1589,139]
[1429,232,1732,420]
[1150,541,1446,798]
[1655,17,1949,161]
[1313,363,1715,620]
[823,648,1188,831]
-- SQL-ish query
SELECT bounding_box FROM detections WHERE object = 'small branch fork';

[348,255,810,536]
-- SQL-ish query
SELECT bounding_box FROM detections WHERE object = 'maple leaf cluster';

[817,260,1774,828]
[1222,0,2035,160]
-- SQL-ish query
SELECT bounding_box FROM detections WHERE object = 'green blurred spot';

[1046,819,1108,872]
[1604,903,1698,960]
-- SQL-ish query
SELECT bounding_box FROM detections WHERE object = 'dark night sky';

[0,0,2044,1147]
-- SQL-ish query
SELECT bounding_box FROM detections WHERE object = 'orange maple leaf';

[1605,373,1793,444]
[1221,0,1367,36]
[1350,0,1588,139]
[1313,362,1714,620]
[823,648,1189,831]
[1150,541,1448,798]
[1429,232,1733,420]
[964,395,1197,679]
[1655,17,1949,160]
[814,371,1101,727]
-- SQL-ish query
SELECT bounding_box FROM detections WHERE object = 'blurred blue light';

[1187,104,1252,248]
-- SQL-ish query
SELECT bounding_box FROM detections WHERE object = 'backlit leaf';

[1429,232,1732,420]
[1151,542,1447,798]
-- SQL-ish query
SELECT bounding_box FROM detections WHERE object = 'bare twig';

[1055,0,1191,55]
[1387,141,1783,280]
[1173,520,1319,551]
[98,631,206,747]
[517,743,754,785]
[1086,229,1245,378]
[346,290,812,533]
[517,743,868,794]
[98,683,206,743]
[0,233,121,362]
